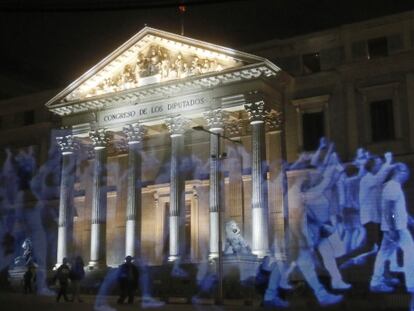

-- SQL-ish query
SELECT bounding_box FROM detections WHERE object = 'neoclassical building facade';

[46,27,292,268]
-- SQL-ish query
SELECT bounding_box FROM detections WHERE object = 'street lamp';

[192,125,241,304]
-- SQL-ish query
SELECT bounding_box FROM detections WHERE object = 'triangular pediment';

[48,27,273,107]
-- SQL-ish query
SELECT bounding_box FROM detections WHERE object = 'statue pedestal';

[8,266,27,288]
[222,254,260,281]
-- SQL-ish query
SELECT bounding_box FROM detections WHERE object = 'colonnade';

[55,99,278,268]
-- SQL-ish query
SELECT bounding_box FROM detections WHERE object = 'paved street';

[1,290,413,311]
[0,292,263,311]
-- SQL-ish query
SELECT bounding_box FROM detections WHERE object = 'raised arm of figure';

[375,152,395,184]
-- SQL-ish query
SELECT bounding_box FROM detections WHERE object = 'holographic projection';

[1,27,414,311]
[262,139,414,309]
[0,134,414,310]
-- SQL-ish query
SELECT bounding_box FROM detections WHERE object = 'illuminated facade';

[46,27,292,268]
[0,10,412,308]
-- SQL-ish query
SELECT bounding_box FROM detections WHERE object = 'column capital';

[165,116,190,136]
[244,100,268,123]
[265,109,283,131]
[203,109,228,130]
[123,123,146,144]
[226,120,243,136]
[89,128,111,150]
[56,134,77,155]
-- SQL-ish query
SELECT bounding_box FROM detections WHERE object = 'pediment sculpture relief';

[65,44,240,101]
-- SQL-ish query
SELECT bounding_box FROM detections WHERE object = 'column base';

[252,249,270,259]
[88,261,107,270]
[125,219,136,259]
[208,252,219,260]
[168,255,180,262]
[251,207,269,257]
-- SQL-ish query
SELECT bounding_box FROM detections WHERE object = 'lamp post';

[192,125,241,304]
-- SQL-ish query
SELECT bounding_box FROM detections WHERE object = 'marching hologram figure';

[339,152,396,270]
[337,163,366,253]
[370,163,414,293]
[302,151,351,290]
[360,153,394,243]
[264,154,343,307]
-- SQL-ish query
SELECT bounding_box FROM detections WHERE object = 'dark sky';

[1,0,414,99]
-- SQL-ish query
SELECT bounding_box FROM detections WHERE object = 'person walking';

[70,256,85,302]
[117,256,139,305]
[54,257,71,302]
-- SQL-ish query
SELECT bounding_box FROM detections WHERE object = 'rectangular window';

[302,111,325,151]
[302,52,321,74]
[23,110,35,126]
[370,99,395,142]
[368,37,388,59]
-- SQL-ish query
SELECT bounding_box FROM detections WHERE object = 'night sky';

[1,0,414,99]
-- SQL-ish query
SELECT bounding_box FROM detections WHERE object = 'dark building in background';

[3,10,414,278]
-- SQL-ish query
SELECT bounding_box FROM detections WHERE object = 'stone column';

[165,116,189,261]
[88,129,110,269]
[245,100,269,257]
[204,109,228,259]
[226,121,245,230]
[123,123,145,258]
[55,134,76,268]
[265,110,286,258]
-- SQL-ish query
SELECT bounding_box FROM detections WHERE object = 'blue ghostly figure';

[93,257,164,311]
[264,154,343,307]
[370,163,414,293]
[0,149,18,273]
[337,163,366,253]
[340,152,396,270]
[359,152,394,227]
[264,141,414,311]
[302,151,351,290]
[28,144,62,295]
[94,268,118,311]
[136,257,165,308]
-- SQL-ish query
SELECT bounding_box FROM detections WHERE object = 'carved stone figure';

[65,43,234,101]
[160,52,171,79]
[135,52,148,78]
[122,64,135,84]
[148,47,161,75]
[201,59,211,73]
[14,238,34,266]
[210,59,223,71]
[174,53,184,78]
[224,220,251,255]
[191,56,202,75]
[182,62,190,78]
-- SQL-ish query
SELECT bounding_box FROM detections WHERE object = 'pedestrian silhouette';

[23,264,36,294]
[70,256,85,302]
[117,256,139,304]
[54,257,71,302]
